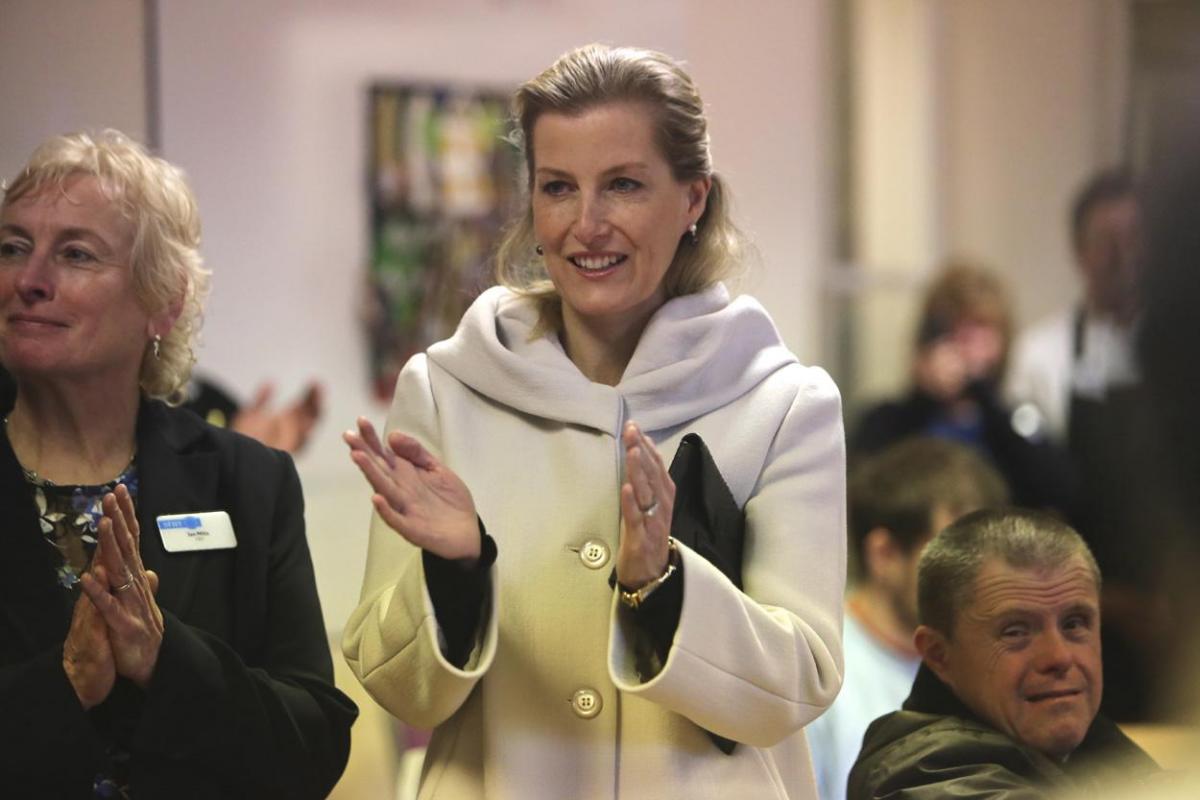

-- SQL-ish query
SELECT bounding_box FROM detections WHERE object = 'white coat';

[343,284,847,799]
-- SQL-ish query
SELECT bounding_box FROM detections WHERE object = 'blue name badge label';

[156,512,237,553]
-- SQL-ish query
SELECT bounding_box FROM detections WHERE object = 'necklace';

[3,415,137,487]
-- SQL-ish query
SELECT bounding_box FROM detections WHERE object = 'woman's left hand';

[79,483,164,688]
[616,421,676,588]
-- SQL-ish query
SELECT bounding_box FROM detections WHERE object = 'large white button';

[578,539,610,570]
[570,687,603,719]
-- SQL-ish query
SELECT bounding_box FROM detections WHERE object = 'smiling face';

[530,101,709,341]
[918,556,1102,760]
[0,175,162,389]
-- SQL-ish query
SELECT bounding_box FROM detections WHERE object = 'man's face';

[1076,195,1139,321]
[923,556,1102,760]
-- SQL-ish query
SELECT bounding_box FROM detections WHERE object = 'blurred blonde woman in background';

[852,260,1075,513]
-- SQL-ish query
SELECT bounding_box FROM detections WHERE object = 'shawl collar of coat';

[426,283,798,435]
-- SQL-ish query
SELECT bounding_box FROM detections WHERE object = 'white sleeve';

[341,355,498,729]
[1004,329,1040,409]
[1004,320,1070,441]
[608,367,846,747]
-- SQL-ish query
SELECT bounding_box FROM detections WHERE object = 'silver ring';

[114,575,135,593]
[640,499,659,518]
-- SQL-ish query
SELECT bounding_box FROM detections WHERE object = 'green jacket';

[847,665,1159,799]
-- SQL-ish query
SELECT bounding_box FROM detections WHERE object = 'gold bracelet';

[618,538,679,610]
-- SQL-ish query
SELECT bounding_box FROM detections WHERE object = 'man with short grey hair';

[847,508,1158,798]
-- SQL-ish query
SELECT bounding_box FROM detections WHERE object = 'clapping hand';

[345,417,481,565]
[913,322,1004,402]
[913,338,969,402]
[617,421,676,588]
[232,381,324,454]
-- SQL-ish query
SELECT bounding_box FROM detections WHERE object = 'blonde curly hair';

[2,130,210,402]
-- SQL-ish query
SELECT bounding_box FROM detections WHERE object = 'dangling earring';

[688,223,698,244]
[535,244,544,256]
[152,334,162,360]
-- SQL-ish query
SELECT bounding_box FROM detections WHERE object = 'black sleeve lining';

[423,521,497,668]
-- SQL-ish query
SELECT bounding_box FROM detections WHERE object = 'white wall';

[940,0,1128,326]
[155,0,835,633]
[0,0,146,179]
[685,0,835,362]
[848,0,945,404]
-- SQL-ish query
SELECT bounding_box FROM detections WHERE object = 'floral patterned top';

[24,461,139,799]
[28,462,140,592]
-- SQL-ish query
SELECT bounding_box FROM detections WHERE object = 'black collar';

[902,663,1155,770]
[903,663,982,719]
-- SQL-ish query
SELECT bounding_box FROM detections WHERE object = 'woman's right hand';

[913,338,968,402]
[63,542,117,710]
[345,417,481,564]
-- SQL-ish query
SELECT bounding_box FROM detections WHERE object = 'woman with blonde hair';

[0,130,355,796]
[852,260,1074,511]
[343,44,845,798]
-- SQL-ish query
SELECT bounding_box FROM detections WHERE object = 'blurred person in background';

[808,437,1008,800]
[1007,168,1141,444]
[342,44,846,799]
[1137,135,1200,733]
[183,375,323,455]
[853,260,1075,513]
[0,131,355,796]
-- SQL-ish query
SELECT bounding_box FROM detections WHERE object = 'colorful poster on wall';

[366,83,519,400]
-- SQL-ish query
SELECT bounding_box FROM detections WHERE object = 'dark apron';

[1066,309,1161,721]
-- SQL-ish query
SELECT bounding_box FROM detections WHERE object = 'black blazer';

[0,397,356,797]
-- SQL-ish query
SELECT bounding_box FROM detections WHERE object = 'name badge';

[157,511,238,552]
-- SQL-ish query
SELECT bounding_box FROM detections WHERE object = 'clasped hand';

[65,483,164,709]
[617,421,676,588]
